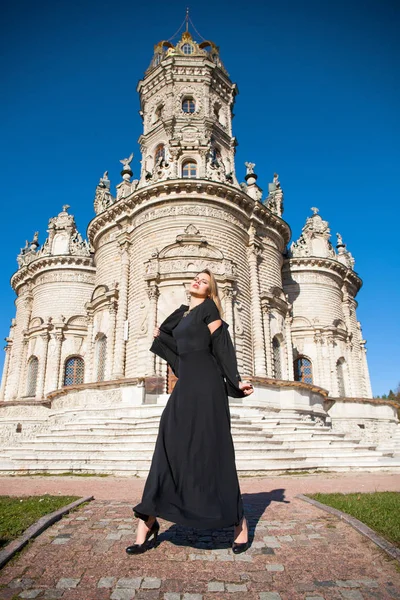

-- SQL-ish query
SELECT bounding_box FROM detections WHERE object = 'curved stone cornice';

[87,178,291,248]
[11,255,95,293]
[283,256,362,293]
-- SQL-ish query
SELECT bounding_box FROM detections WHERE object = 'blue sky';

[1,0,399,395]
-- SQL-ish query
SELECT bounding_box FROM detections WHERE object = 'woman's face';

[189,273,211,298]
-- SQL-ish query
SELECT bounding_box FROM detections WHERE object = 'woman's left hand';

[239,381,254,396]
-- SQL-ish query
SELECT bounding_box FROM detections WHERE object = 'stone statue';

[311,207,319,215]
[245,162,255,175]
[120,153,134,170]
[273,173,280,188]
[336,233,344,246]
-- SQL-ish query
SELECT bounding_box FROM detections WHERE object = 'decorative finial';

[245,162,255,175]
[62,204,70,213]
[120,153,134,182]
[311,207,319,215]
[273,173,280,188]
[120,153,134,170]
[336,232,344,247]
[186,7,189,32]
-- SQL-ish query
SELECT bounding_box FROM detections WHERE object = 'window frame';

[63,355,85,387]
[182,160,197,179]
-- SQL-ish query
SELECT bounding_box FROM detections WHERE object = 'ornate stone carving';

[290,208,336,259]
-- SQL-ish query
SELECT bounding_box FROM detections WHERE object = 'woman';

[126,269,254,555]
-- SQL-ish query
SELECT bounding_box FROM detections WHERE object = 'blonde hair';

[199,268,224,318]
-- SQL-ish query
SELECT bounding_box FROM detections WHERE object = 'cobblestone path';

[0,490,399,600]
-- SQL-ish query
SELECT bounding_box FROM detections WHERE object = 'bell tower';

[137,29,239,187]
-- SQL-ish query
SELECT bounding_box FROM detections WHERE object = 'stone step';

[1,456,399,477]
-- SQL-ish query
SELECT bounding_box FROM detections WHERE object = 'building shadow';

[160,488,289,550]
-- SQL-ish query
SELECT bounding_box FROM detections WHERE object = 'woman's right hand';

[153,326,160,338]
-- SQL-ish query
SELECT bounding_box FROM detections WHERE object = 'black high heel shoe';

[126,517,160,555]
[232,517,249,554]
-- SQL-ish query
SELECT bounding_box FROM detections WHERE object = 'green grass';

[0,495,79,549]
[308,492,400,547]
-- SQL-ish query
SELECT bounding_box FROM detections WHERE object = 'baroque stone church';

[1,30,372,403]
[2,29,397,476]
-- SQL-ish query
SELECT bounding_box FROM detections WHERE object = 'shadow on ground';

[158,488,289,550]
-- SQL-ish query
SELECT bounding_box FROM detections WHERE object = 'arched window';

[182,160,197,179]
[26,356,39,397]
[336,357,346,397]
[182,97,196,114]
[95,335,107,382]
[182,43,193,55]
[272,336,282,380]
[294,356,313,384]
[155,143,165,164]
[64,356,85,386]
[155,104,163,121]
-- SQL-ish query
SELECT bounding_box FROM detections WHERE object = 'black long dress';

[132,298,245,530]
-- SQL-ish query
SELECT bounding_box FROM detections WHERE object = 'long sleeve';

[210,322,245,398]
[149,305,187,376]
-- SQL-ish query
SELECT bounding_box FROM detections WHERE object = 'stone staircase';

[0,403,399,475]
[376,424,400,457]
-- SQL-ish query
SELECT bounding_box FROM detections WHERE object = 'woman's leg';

[135,515,156,544]
[233,516,248,543]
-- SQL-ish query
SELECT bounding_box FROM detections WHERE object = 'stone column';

[284,313,294,381]
[146,284,159,376]
[262,304,273,378]
[14,293,33,399]
[106,302,117,380]
[113,238,131,379]
[52,329,64,391]
[37,331,50,399]
[0,340,13,400]
[247,232,266,376]
[222,286,234,334]
[84,310,94,383]
[327,336,339,396]
[345,340,354,397]
[313,332,324,388]
[360,341,373,398]
[17,335,30,398]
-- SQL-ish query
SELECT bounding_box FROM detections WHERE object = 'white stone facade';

[1,32,372,403]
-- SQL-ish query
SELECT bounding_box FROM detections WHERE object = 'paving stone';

[163,594,181,600]
[216,554,233,561]
[261,547,275,555]
[98,577,117,588]
[305,597,325,600]
[43,591,64,599]
[182,595,203,600]
[356,579,379,588]
[207,582,224,592]
[336,581,361,588]
[189,554,214,561]
[141,578,161,590]
[266,564,284,572]
[233,553,252,561]
[56,578,80,589]
[315,581,335,588]
[277,535,293,542]
[262,536,281,548]
[308,534,323,539]
[51,538,70,545]
[8,579,35,590]
[225,583,248,592]
[18,592,42,599]
[259,593,282,600]
[110,591,136,600]
[106,532,123,540]
[340,592,364,600]
[117,578,142,589]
